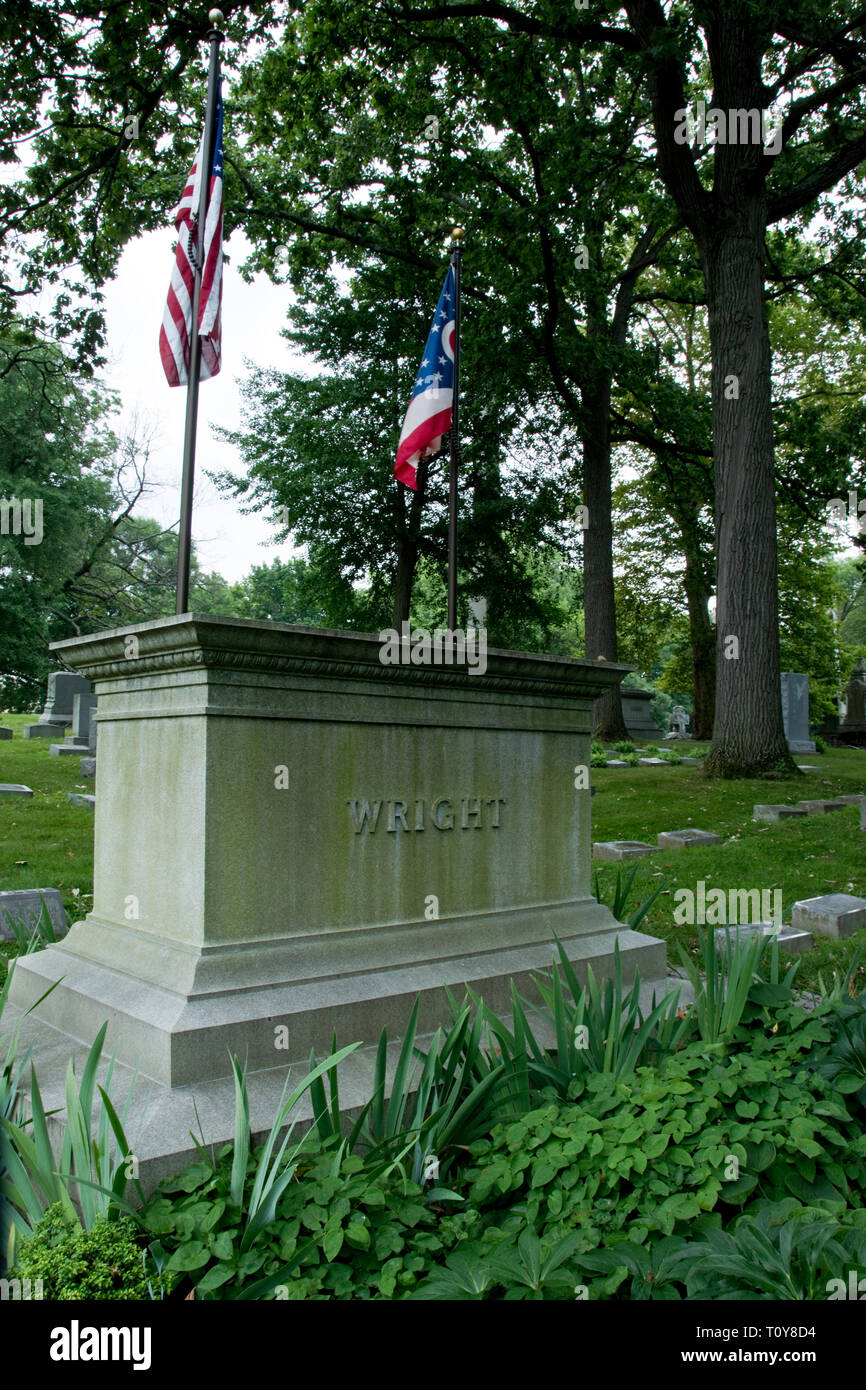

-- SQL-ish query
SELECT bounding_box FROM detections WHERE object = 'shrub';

[614,740,635,753]
[12,1203,160,1300]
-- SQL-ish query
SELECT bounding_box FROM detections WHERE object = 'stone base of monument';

[7,615,669,1188]
[5,936,670,1196]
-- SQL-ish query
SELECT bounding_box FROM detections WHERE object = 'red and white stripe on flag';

[159,97,223,388]
[395,267,456,489]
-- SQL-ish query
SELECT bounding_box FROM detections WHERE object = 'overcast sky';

[100,226,304,583]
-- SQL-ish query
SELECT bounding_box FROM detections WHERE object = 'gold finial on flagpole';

[451,226,464,243]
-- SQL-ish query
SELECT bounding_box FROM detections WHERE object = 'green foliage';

[1,1018,142,1269]
[144,1136,468,1301]
[810,994,866,1121]
[408,1229,585,1301]
[458,1028,866,1276]
[670,1202,866,1301]
[593,863,670,931]
[614,740,635,753]
[676,928,799,1045]
[12,1202,162,1300]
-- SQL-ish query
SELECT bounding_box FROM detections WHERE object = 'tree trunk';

[680,525,715,740]
[701,204,794,776]
[391,460,428,627]
[582,373,628,741]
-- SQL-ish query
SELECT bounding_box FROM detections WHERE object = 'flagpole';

[176,9,225,616]
[447,226,463,631]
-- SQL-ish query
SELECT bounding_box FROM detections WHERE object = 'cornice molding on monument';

[50,614,631,700]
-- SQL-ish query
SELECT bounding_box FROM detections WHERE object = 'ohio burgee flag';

[394,267,456,489]
[159,89,224,387]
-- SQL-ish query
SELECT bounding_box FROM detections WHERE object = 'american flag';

[159,90,224,388]
[395,267,456,489]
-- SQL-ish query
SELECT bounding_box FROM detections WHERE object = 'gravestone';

[792,893,866,939]
[657,828,722,849]
[840,659,866,745]
[665,705,690,739]
[0,888,68,941]
[7,615,668,1188]
[754,804,808,822]
[780,672,815,753]
[593,841,654,862]
[23,671,92,738]
[64,693,97,749]
[0,727,11,740]
[620,689,659,740]
[0,784,33,799]
[713,922,813,954]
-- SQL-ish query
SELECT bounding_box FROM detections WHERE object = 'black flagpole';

[176,8,225,616]
[447,226,463,631]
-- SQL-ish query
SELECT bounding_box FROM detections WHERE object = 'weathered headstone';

[23,671,92,737]
[79,757,96,778]
[67,792,95,810]
[0,727,11,740]
[0,888,67,941]
[780,672,816,753]
[7,615,669,1188]
[666,705,690,739]
[65,693,97,748]
[796,799,846,814]
[840,659,866,745]
[621,689,660,740]
[0,783,33,799]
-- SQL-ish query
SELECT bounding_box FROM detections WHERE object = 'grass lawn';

[592,741,866,993]
[0,711,95,981]
[1,711,865,994]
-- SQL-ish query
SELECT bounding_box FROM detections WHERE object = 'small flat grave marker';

[0,784,33,799]
[713,922,813,955]
[593,840,655,863]
[753,804,808,822]
[792,893,866,940]
[67,792,95,810]
[796,799,846,813]
[657,828,722,850]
